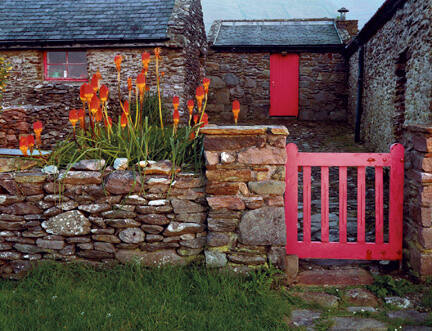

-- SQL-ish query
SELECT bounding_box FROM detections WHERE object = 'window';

[44,51,87,81]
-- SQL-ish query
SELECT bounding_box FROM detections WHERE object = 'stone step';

[296,268,374,286]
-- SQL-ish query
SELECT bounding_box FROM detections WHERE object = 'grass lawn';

[0,263,291,330]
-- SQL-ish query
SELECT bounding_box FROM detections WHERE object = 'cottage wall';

[347,0,432,152]
[205,50,348,123]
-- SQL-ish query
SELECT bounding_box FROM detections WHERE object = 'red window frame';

[43,51,88,82]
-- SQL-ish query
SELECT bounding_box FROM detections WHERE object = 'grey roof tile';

[0,0,175,44]
[212,20,342,47]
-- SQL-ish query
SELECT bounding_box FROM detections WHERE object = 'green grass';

[0,263,292,330]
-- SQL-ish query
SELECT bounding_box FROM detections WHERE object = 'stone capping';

[404,124,432,134]
[200,125,289,136]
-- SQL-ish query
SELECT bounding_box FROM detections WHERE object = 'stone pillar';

[403,124,432,278]
[201,125,289,271]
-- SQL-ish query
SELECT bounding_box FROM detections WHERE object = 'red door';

[270,54,299,117]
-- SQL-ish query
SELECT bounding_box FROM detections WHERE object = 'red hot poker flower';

[104,116,113,128]
[69,109,79,128]
[121,100,130,116]
[99,85,109,103]
[154,48,161,59]
[202,78,210,94]
[127,77,133,92]
[95,70,102,80]
[90,74,99,92]
[80,83,87,103]
[19,136,29,156]
[77,109,85,129]
[27,135,35,154]
[172,96,180,111]
[193,114,199,125]
[187,99,194,115]
[95,107,103,122]
[84,84,94,103]
[114,55,122,72]
[142,52,151,70]
[33,121,43,146]
[173,109,180,128]
[120,112,127,128]
[232,100,240,125]
[196,86,205,110]
[136,73,146,95]
[90,95,100,115]
[202,112,209,127]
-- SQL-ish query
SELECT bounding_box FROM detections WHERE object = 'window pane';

[47,52,66,64]
[47,65,66,78]
[68,51,86,63]
[68,64,88,79]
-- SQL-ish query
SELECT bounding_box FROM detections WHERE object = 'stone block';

[206,169,252,182]
[248,180,285,195]
[170,199,205,214]
[238,146,286,165]
[206,182,249,195]
[91,235,121,243]
[104,171,142,194]
[59,171,102,185]
[36,239,65,250]
[71,159,106,171]
[204,135,265,151]
[42,210,91,236]
[163,222,205,237]
[207,232,230,247]
[78,203,111,214]
[207,196,245,210]
[119,228,145,244]
[106,219,141,228]
[137,214,170,225]
[115,249,186,266]
[205,250,227,268]
[413,135,432,152]
[418,227,432,249]
[242,197,264,209]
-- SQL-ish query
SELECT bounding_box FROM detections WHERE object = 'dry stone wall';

[205,51,348,123]
[403,125,432,278]
[201,125,289,271]
[347,0,432,152]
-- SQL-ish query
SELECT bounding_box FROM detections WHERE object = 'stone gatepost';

[201,125,290,272]
[403,124,432,278]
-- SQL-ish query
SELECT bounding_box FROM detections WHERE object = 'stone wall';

[205,51,348,123]
[0,166,207,278]
[347,0,432,152]
[201,125,289,271]
[403,125,432,278]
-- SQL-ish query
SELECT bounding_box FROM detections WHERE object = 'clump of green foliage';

[367,274,418,299]
[0,56,12,110]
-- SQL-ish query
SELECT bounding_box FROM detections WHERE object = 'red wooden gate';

[285,143,404,261]
[270,54,299,117]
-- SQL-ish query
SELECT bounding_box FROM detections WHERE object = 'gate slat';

[375,166,384,244]
[285,144,299,253]
[339,167,347,243]
[321,166,329,243]
[357,166,366,243]
[303,166,312,243]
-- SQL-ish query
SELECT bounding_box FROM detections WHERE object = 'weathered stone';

[346,307,377,313]
[136,205,173,214]
[0,221,26,231]
[223,73,239,87]
[141,242,180,251]
[14,172,46,183]
[265,196,284,207]
[0,243,12,250]
[0,158,38,173]
[0,202,41,215]
[384,296,411,309]
[66,237,91,243]
[119,228,145,244]
[137,214,170,225]
[0,214,24,221]
[36,239,65,250]
[146,235,164,243]
[77,250,114,259]
[140,224,164,234]
[94,242,116,253]
[59,245,75,255]
[387,310,429,324]
[124,195,147,205]
[228,253,266,265]
[163,222,205,237]
[171,199,205,214]
[290,310,321,328]
[78,204,111,214]
[294,292,339,308]
[0,251,21,260]
[0,195,25,206]
[104,171,142,194]
[206,169,252,182]
[141,160,180,176]
[205,250,227,267]
[42,210,90,236]
[58,201,79,211]
[238,146,286,165]
[204,135,265,151]
[43,206,62,217]
[205,151,219,166]
[10,260,32,274]
[297,269,374,286]
[101,210,136,219]
[239,207,286,245]
[180,237,206,249]
[42,165,59,175]
[177,248,202,256]
[59,171,102,185]
[115,249,185,266]
[91,234,121,243]
[248,181,285,195]
[242,197,264,209]
[77,243,93,250]
[105,219,140,228]
[207,232,230,247]
[343,288,379,307]
[207,217,238,232]
[175,213,206,224]
[71,159,105,171]
[207,196,245,210]
[91,228,114,235]
[172,175,203,189]
[206,182,249,195]
[329,317,387,331]
[113,158,128,170]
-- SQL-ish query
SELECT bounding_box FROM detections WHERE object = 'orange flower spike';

[80,83,87,103]
[104,116,113,128]
[127,77,133,92]
[193,114,199,125]
[120,112,127,128]
[114,55,122,72]
[90,74,99,92]
[136,73,146,95]
[232,100,240,125]
[95,107,103,123]
[172,96,180,112]
[202,78,210,94]
[19,136,28,156]
[141,52,151,71]
[27,135,35,154]
[195,86,205,111]
[69,109,79,128]
[84,84,94,103]
[187,99,194,115]
[33,121,43,146]
[95,70,102,80]
[121,100,130,116]
[77,109,85,129]
[154,47,161,60]
[173,109,180,129]
[99,85,109,103]
[89,95,100,115]
[202,112,209,127]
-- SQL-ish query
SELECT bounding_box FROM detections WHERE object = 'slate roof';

[0,0,175,46]
[211,20,343,49]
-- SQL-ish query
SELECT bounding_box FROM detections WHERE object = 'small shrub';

[367,274,417,298]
